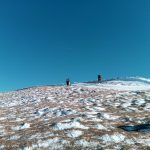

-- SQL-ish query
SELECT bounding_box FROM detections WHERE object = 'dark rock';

[97,113,102,118]
[118,124,150,132]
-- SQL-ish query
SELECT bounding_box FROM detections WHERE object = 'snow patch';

[66,130,83,138]
[37,138,70,149]
[9,135,20,140]
[34,107,77,117]
[52,121,89,130]
[100,134,126,143]
[95,124,107,130]
[12,123,30,131]
[76,78,150,91]
[75,139,99,148]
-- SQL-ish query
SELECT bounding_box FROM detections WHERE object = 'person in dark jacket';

[66,78,71,86]
[98,74,102,82]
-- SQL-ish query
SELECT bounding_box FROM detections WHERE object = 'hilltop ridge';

[0,77,149,149]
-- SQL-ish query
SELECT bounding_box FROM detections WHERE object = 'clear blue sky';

[0,0,150,91]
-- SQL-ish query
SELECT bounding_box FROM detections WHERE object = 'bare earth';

[0,84,150,150]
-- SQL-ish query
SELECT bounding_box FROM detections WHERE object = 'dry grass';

[0,86,149,149]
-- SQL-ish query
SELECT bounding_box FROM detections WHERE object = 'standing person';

[98,74,102,82]
[66,78,71,86]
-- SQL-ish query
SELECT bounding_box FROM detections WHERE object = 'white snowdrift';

[75,77,150,91]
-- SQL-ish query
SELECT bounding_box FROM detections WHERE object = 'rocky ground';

[0,78,150,150]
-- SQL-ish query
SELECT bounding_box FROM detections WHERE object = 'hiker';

[98,74,102,82]
[66,78,71,86]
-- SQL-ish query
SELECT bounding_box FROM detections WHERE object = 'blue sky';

[0,0,150,91]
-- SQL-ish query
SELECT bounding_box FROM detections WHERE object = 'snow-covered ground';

[75,77,150,91]
[0,77,150,149]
